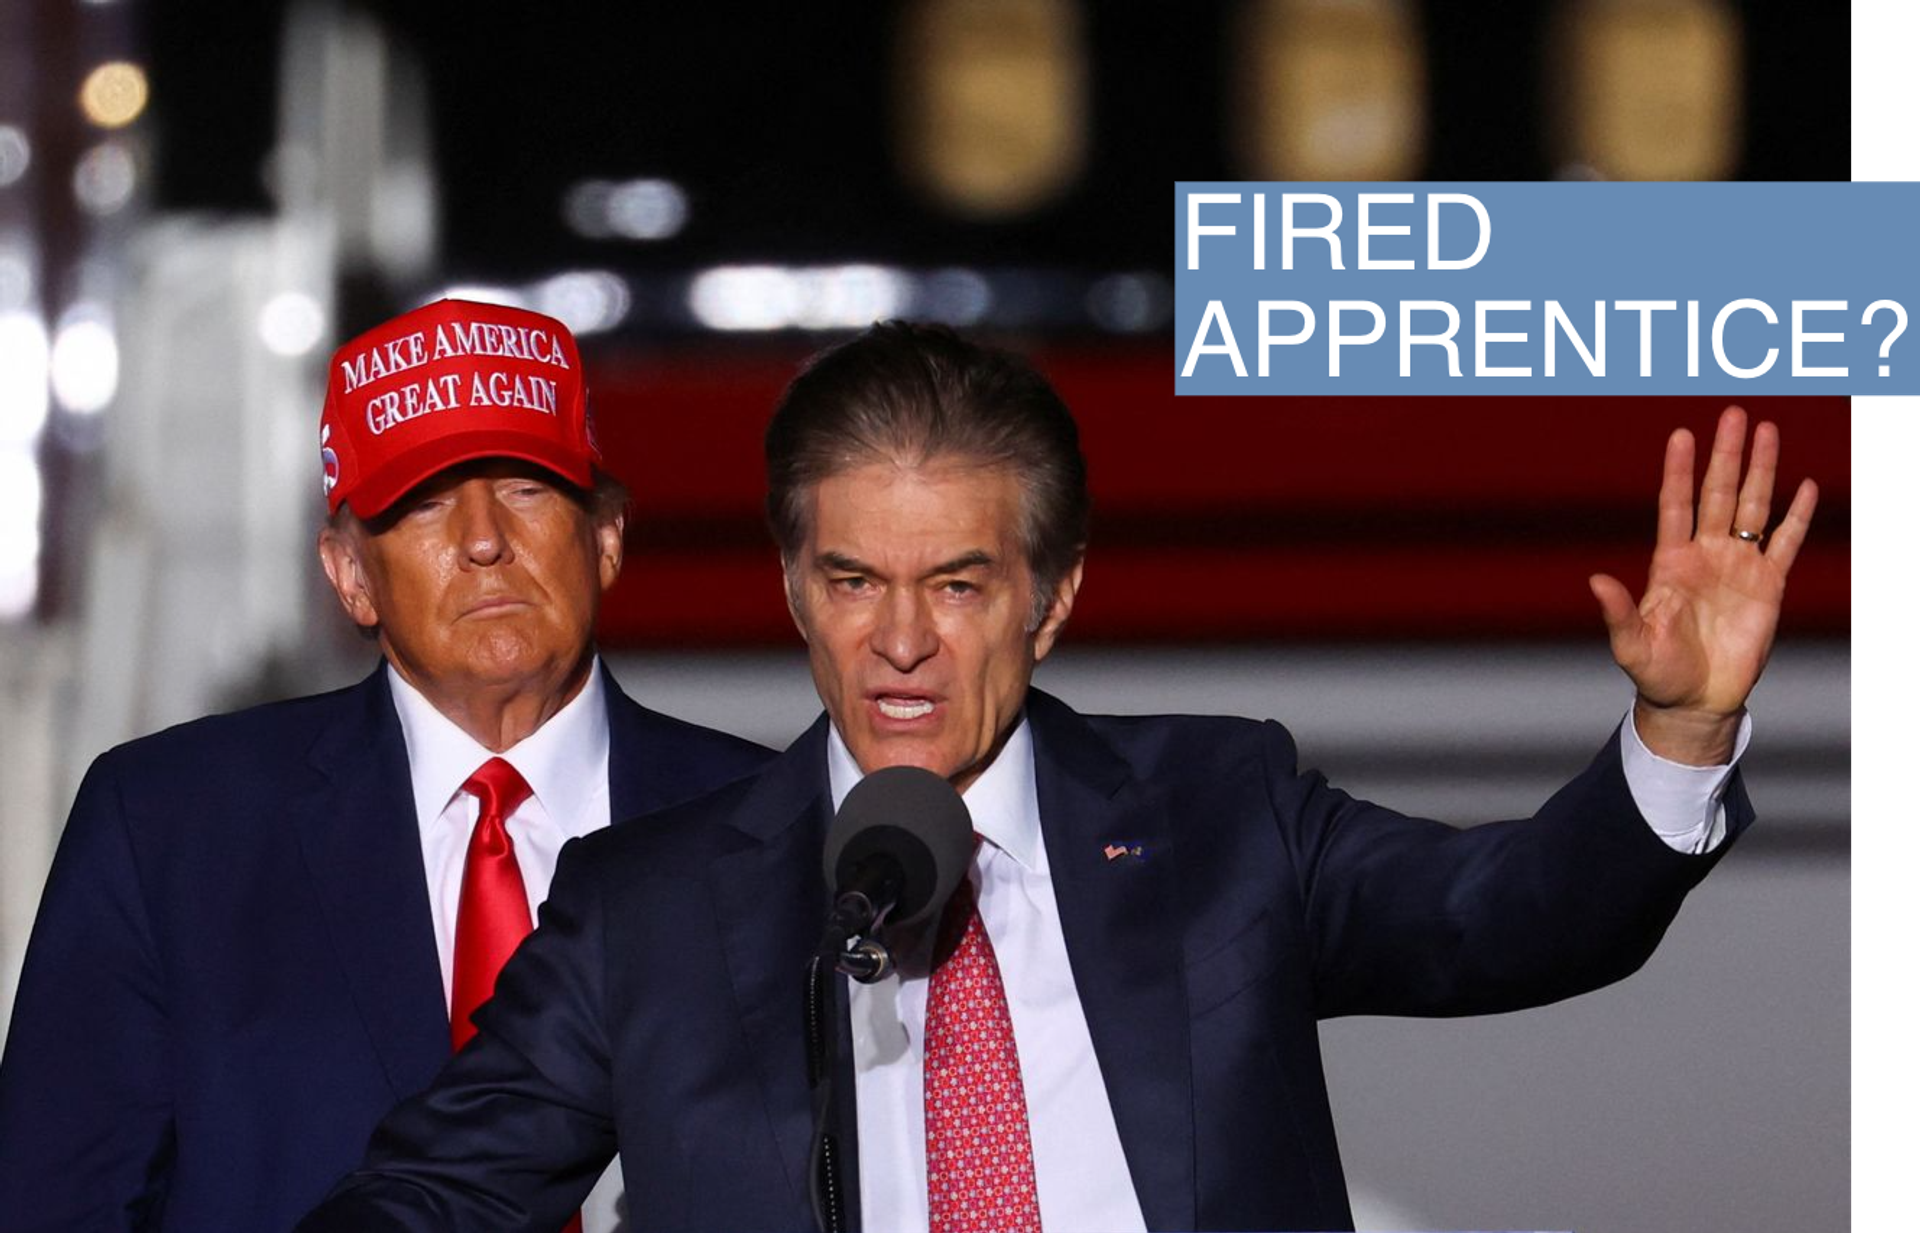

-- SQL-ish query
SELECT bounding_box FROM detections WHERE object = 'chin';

[849,737,957,780]
[461,633,562,682]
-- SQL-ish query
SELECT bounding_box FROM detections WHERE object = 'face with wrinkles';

[785,457,1081,793]
[318,459,622,704]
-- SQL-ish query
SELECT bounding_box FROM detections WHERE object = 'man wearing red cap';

[0,301,771,1232]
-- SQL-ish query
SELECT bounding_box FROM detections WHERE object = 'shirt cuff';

[1619,709,1752,855]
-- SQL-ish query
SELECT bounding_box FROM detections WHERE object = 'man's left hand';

[1589,405,1819,766]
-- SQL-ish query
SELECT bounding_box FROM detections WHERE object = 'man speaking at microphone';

[301,322,1818,1232]
[0,300,769,1232]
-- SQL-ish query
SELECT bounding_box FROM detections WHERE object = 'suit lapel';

[292,668,450,1099]
[601,664,659,822]
[1028,690,1197,1233]
[706,717,842,1223]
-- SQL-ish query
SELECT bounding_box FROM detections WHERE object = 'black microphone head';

[823,766,975,930]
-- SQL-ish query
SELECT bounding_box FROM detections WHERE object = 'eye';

[830,574,872,594]
[939,579,978,597]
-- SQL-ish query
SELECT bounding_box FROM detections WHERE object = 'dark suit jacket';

[301,688,1749,1233]
[0,662,771,1232]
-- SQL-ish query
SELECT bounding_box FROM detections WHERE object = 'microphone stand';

[804,950,847,1233]
[806,903,897,1233]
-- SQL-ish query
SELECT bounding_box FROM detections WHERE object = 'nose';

[870,585,938,673]
[451,483,514,568]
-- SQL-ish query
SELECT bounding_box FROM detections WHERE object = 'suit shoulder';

[1074,708,1297,774]
[606,693,774,820]
[59,679,382,866]
[1078,708,1274,739]
[84,679,370,783]
[623,703,772,774]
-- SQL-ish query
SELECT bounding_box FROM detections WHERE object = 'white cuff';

[1619,710,1752,855]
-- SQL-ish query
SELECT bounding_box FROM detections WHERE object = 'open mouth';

[874,696,936,720]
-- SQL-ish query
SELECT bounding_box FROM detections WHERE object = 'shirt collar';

[387,658,609,831]
[824,714,1045,874]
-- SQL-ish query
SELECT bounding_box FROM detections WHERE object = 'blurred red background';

[589,345,1847,646]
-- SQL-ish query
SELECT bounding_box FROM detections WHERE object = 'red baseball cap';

[318,299,598,518]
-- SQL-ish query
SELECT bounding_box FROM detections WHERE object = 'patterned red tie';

[924,847,1043,1233]
[449,757,534,1051]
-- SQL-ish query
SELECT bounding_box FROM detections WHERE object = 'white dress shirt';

[387,662,613,1008]
[836,708,1745,1233]
[387,660,624,1232]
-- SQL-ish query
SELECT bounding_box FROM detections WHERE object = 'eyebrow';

[814,549,997,579]
[927,550,995,576]
[816,551,871,575]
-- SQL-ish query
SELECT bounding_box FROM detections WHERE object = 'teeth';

[877,698,934,719]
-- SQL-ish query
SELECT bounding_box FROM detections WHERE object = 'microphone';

[819,766,974,981]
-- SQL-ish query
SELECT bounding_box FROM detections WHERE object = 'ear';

[317,524,381,629]
[1030,556,1084,663]
[595,512,625,593]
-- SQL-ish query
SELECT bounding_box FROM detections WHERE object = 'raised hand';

[1588,405,1818,766]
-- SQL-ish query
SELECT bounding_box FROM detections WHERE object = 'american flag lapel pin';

[1102,842,1146,862]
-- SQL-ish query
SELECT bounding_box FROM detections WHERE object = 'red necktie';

[448,760,586,1233]
[924,848,1043,1233]
[449,757,534,1051]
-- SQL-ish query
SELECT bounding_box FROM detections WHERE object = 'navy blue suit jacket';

[301,688,1749,1233]
[0,663,771,1232]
